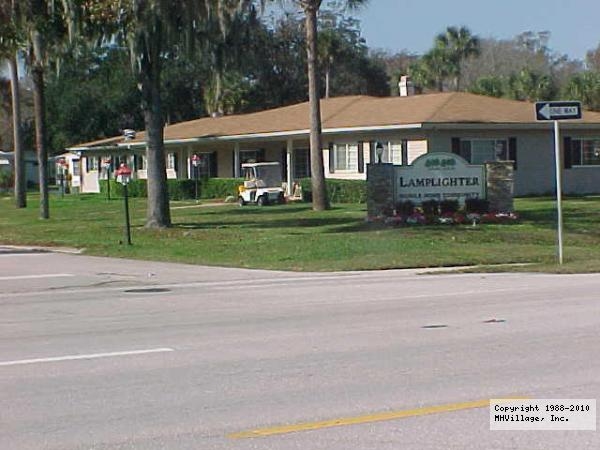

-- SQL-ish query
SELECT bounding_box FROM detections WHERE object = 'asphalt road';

[1,248,598,449]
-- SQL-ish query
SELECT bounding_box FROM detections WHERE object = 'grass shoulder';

[1,194,598,273]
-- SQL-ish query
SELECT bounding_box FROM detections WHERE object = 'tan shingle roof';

[70,135,128,149]
[72,93,600,148]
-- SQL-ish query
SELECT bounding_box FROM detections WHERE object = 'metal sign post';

[553,120,563,264]
[535,101,582,265]
[115,164,133,245]
[102,159,111,200]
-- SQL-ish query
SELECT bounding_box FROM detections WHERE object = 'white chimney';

[123,129,136,140]
[399,75,415,97]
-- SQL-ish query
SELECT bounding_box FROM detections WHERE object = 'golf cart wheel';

[238,196,246,207]
[257,195,268,206]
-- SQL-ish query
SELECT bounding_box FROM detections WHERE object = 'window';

[294,149,311,179]
[166,153,176,170]
[571,138,600,166]
[72,159,81,176]
[240,150,262,164]
[334,143,358,171]
[190,153,215,178]
[381,142,403,164]
[235,149,265,176]
[135,155,146,170]
[459,139,508,164]
[86,156,99,172]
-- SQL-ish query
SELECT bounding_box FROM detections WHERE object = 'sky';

[356,0,600,61]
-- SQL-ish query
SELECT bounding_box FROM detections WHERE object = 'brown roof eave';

[421,122,600,131]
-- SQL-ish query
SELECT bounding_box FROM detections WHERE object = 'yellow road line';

[228,397,527,439]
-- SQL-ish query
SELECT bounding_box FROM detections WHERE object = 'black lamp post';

[116,163,132,245]
[191,154,200,202]
[376,142,384,164]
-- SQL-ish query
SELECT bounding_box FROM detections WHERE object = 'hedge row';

[0,170,14,190]
[99,177,367,203]
[100,178,243,200]
[298,178,367,204]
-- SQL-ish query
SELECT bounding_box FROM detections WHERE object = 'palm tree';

[508,68,554,102]
[563,72,600,111]
[294,0,368,211]
[318,28,341,99]
[435,26,480,91]
[0,0,26,208]
[421,47,452,91]
[82,0,252,228]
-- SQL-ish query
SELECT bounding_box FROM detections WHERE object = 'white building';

[68,92,600,196]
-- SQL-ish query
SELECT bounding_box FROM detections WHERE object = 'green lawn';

[1,193,599,272]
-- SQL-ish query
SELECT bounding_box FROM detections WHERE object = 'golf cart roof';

[241,162,280,168]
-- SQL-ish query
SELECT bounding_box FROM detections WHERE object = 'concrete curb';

[0,245,84,255]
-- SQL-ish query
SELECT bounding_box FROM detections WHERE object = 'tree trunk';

[305,4,329,211]
[140,48,171,229]
[32,31,49,219]
[215,70,223,116]
[325,63,331,99]
[9,54,26,208]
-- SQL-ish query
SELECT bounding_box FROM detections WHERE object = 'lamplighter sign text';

[395,153,485,203]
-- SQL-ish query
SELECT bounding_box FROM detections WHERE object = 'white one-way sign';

[534,99,583,266]
[535,101,582,121]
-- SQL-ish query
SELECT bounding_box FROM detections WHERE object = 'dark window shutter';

[210,151,218,178]
[451,137,461,155]
[280,148,287,180]
[509,137,517,170]
[563,137,572,169]
[401,140,408,165]
[358,142,364,173]
[572,139,582,166]
[328,142,335,173]
[369,141,376,164]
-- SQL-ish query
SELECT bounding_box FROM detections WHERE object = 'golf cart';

[238,162,285,206]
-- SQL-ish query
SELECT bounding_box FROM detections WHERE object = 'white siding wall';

[407,140,428,164]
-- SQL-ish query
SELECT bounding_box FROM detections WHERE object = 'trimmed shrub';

[421,199,440,216]
[440,199,459,214]
[200,178,244,199]
[465,198,490,214]
[167,179,195,200]
[394,200,415,216]
[100,178,243,200]
[299,178,367,204]
[0,169,14,190]
[100,179,146,197]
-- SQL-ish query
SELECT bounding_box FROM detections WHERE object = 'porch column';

[286,139,294,196]
[177,148,186,180]
[183,147,191,179]
[234,143,240,178]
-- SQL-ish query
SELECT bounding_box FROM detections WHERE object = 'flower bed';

[367,199,518,226]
